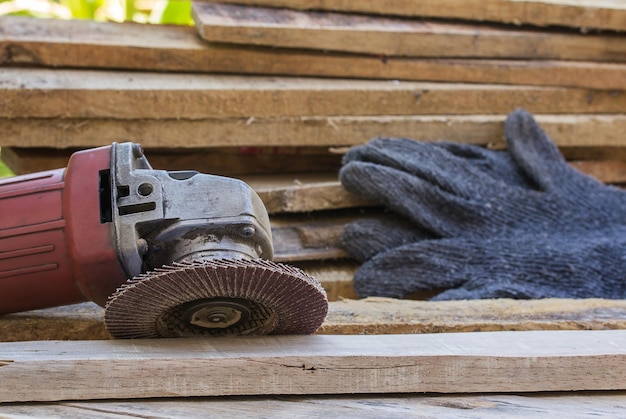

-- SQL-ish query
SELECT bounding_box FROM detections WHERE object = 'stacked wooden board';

[2,1,626,407]
[2,1,626,292]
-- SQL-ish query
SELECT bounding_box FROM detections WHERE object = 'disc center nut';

[183,299,251,330]
[192,306,241,328]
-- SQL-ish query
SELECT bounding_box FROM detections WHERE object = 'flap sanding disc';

[104,259,328,338]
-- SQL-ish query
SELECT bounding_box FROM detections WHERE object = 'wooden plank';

[271,210,376,261]
[193,0,626,32]
[2,392,626,418]
[2,17,626,89]
[1,330,626,402]
[3,298,626,342]
[5,69,626,119]
[3,146,626,194]
[0,146,341,177]
[253,160,626,213]
[192,3,626,61]
[570,159,626,184]
[294,261,358,301]
[562,146,626,161]
[1,114,624,148]
[321,297,626,334]
[0,303,110,342]
[257,180,371,213]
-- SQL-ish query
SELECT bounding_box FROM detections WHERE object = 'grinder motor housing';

[0,143,273,315]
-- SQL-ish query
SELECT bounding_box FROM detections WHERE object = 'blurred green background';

[0,0,194,177]
[0,0,193,24]
[0,151,11,178]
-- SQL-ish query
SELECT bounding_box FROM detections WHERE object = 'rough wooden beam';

[0,146,341,177]
[271,213,350,262]
[3,148,626,195]
[3,298,626,342]
[570,159,626,184]
[258,181,371,213]
[2,392,626,418]
[321,297,626,334]
[192,3,626,61]
[2,17,626,89]
[1,115,624,148]
[294,261,358,301]
[1,330,626,402]
[193,0,626,32]
[253,159,626,213]
[5,69,626,119]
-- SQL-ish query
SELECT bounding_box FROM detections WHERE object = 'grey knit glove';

[341,140,530,261]
[340,109,626,300]
[341,110,626,238]
[347,228,626,299]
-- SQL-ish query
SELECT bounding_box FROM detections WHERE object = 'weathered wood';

[193,3,626,61]
[254,159,626,213]
[5,69,626,119]
[194,0,626,32]
[0,303,110,342]
[1,114,625,148]
[294,261,358,301]
[3,147,626,194]
[1,330,626,402]
[258,180,371,213]
[0,146,341,177]
[570,159,626,184]
[321,297,626,334]
[562,146,626,161]
[2,392,626,418]
[271,212,353,262]
[3,298,626,342]
[2,17,626,89]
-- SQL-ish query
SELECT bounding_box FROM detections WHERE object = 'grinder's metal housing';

[108,143,273,277]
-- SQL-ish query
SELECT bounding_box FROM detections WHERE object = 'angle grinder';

[0,143,328,338]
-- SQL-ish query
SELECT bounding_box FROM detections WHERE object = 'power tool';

[0,143,328,338]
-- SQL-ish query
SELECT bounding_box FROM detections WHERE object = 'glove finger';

[340,138,520,202]
[344,138,531,190]
[341,138,501,198]
[342,137,424,166]
[341,215,433,262]
[340,161,493,237]
[353,239,475,298]
[505,109,576,190]
[431,282,540,300]
[435,142,531,188]
[434,230,626,300]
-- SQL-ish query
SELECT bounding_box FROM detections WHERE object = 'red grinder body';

[0,145,127,314]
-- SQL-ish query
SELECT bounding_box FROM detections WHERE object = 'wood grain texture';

[271,212,351,262]
[0,146,341,177]
[193,3,626,61]
[4,148,626,191]
[253,159,626,213]
[258,181,372,213]
[3,298,626,342]
[1,330,625,402]
[295,261,358,301]
[321,297,626,334]
[2,17,626,89]
[2,392,626,418]
[1,114,624,148]
[570,159,626,184]
[193,0,626,31]
[4,69,626,119]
